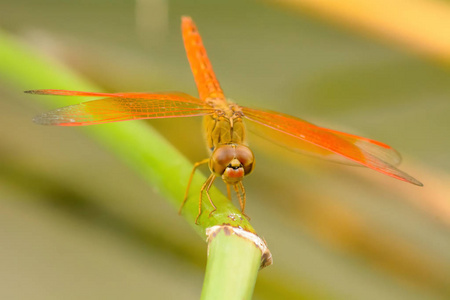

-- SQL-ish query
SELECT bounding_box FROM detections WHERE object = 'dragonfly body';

[191,98,255,222]
[29,16,422,224]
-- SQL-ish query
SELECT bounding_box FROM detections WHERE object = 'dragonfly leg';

[205,176,217,218]
[179,158,209,215]
[226,184,232,201]
[195,174,216,224]
[234,183,250,220]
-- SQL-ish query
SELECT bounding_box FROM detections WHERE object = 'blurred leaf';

[275,0,450,63]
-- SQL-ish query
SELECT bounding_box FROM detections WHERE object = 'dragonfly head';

[209,144,255,184]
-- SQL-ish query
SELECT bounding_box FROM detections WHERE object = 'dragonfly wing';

[246,121,363,166]
[182,17,226,101]
[320,127,402,166]
[241,106,422,186]
[29,90,214,126]
[248,120,403,167]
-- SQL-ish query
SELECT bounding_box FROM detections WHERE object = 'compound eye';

[235,145,255,175]
[210,146,235,175]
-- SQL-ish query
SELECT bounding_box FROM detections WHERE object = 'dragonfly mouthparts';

[228,163,243,170]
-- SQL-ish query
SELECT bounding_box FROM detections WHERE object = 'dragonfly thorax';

[204,108,246,151]
[209,144,255,184]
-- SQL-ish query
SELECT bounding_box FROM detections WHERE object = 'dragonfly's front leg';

[226,184,232,201]
[234,182,250,220]
[179,158,209,215]
[196,174,216,224]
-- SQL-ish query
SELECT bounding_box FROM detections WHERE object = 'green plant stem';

[202,226,270,300]
[0,29,272,298]
[203,234,260,299]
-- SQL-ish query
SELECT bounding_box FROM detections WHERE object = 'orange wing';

[241,106,422,186]
[182,16,225,101]
[28,89,214,126]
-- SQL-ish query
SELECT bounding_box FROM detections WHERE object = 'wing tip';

[181,16,196,32]
[394,172,423,187]
[33,110,77,126]
[33,115,81,126]
[25,90,44,95]
[409,178,424,187]
[32,113,54,125]
[25,89,66,95]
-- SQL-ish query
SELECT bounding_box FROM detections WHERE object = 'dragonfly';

[28,16,422,224]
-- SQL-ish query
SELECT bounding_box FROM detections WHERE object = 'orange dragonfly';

[28,16,422,224]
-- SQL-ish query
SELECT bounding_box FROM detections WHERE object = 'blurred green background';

[1,0,450,299]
